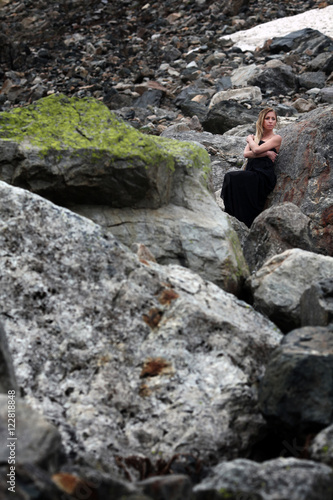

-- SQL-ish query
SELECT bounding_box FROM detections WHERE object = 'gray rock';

[300,278,333,327]
[202,101,259,135]
[292,97,317,113]
[180,99,208,122]
[320,87,333,104]
[123,496,153,500]
[269,28,332,55]
[0,94,209,210]
[248,248,333,332]
[259,326,333,433]
[0,97,252,295]
[269,105,333,256]
[0,394,62,469]
[244,202,316,273]
[71,200,249,295]
[272,102,298,117]
[194,457,333,500]
[71,134,249,295]
[215,76,232,91]
[181,67,201,83]
[299,71,326,90]
[230,63,263,87]
[8,465,139,500]
[134,89,164,108]
[224,211,250,251]
[224,123,255,136]
[0,181,282,476]
[0,321,17,393]
[104,89,134,110]
[161,46,182,63]
[174,81,214,108]
[309,424,333,467]
[139,475,194,500]
[160,130,245,158]
[160,129,245,192]
[222,0,250,16]
[248,66,297,96]
[208,86,262,109]
[306,52,333,74]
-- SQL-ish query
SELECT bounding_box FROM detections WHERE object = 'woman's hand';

[246,134,255,143]
[266,150,278,162]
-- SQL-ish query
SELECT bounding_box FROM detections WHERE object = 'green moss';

[150,135,210,174]
[217,489,236,499]
[0,94,210,175]
[226,228,249,278]
[322,445,329,454]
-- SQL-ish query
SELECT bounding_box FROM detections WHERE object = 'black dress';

[221,141,277,228]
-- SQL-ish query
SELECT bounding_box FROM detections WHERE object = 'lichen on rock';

[0,94,210,208]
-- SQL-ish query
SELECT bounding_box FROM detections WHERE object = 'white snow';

[220,5,333,52]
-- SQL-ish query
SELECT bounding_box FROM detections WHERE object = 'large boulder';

[298,71,327,90]
[194,457,333,500]
[248,66,297,96]
[70,147,248,295]
[259,326,333,435]
[0,94,249,295]
[244,202,316,273]
[300,278,333,327]
[269,28,333,56]
[0,181,282,477]
[269,105,333,256]
[248,248,333,332]
[71,128,248,296]
[0,94,209,209]
[71,198,247,294]
[202,101,260,135]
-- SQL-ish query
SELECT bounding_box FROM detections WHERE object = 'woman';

[221,107,282,228]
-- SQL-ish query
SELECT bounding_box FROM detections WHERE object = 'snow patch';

[220,6,333,52]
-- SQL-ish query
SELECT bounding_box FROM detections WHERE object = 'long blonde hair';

[254,107,277,144]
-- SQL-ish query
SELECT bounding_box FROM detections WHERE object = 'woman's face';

[263,111,277,130]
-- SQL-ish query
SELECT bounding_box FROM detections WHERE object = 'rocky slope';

[0,0,332,130]
[1,1,333,500]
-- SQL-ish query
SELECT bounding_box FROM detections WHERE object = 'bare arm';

[244,146,278,162]
[246,134,282,154]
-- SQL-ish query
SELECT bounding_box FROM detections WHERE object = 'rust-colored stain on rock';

[52,473,98,499]
[321,206,333,227]
[158,288,179,305]
[139,383,152,397]
[142,307,163,328]
[140,357,173,378]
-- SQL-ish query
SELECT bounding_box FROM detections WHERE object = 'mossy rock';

[0,94,210,208]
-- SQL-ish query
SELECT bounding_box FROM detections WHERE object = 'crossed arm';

[244,134,282,162]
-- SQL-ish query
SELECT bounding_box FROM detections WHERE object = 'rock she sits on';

[248,248,333,332]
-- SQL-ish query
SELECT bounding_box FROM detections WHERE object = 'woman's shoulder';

[268,133,282,141]
[273,133,282,149]
[261,133,282,143]
[265,134,282,147]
